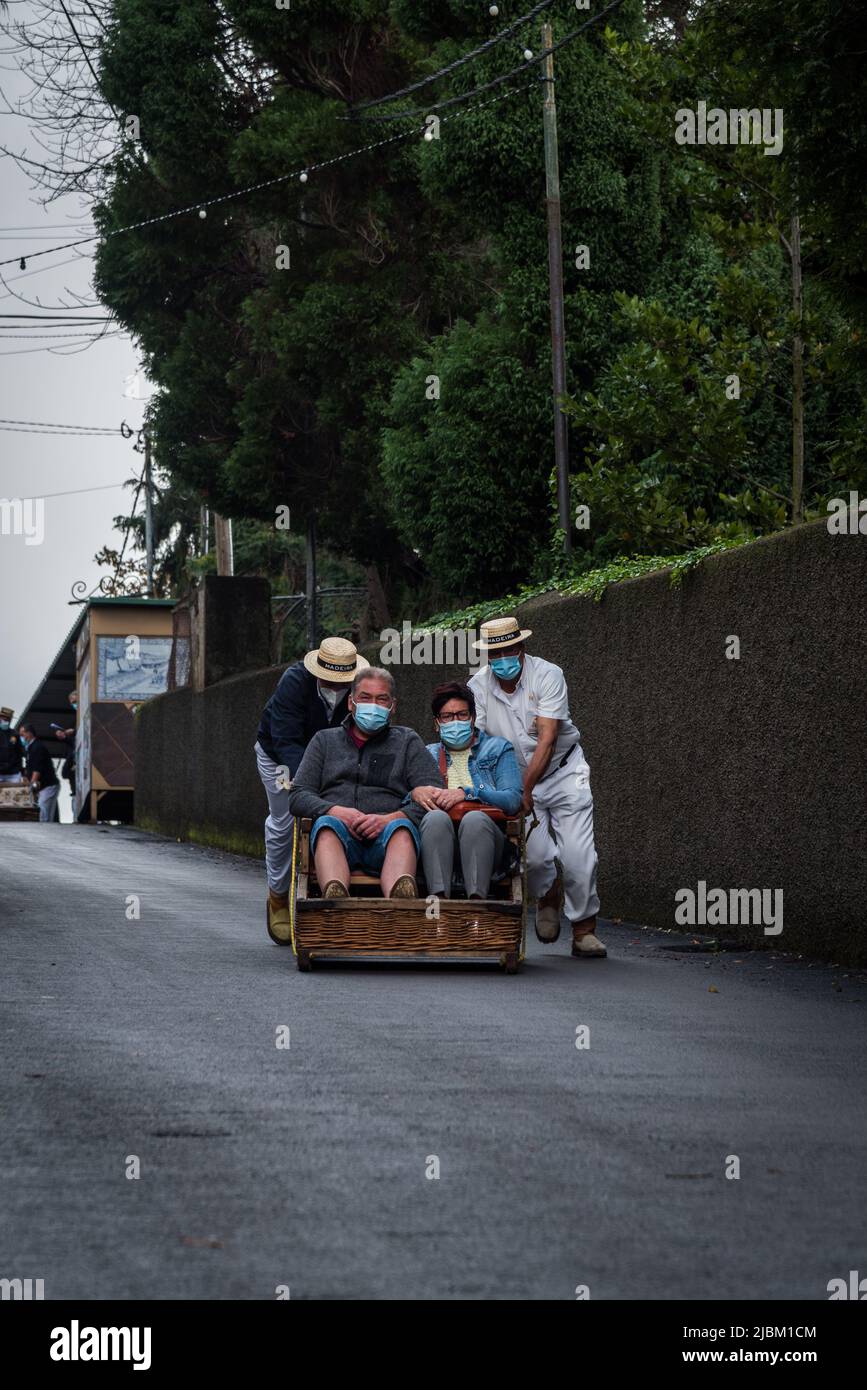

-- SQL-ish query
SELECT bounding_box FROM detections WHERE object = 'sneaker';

[535,902,561,943]
[322,880,349,899]
[571,932,607,959]
[389,875,417,899]
[266,893,292,945]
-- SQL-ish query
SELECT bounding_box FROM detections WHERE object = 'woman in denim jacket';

[409,681,522,899]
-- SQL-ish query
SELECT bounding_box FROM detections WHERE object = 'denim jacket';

[423,728,523,814]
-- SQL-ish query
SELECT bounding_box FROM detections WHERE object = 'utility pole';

[541,19,571,558]
[214,514,233,575]
[143,429,154,597]
[790,210,805,524]
[306,512,318,651]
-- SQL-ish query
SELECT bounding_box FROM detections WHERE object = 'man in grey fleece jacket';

[287,666,443,899]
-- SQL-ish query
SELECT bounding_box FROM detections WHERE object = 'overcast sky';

[0,9,145,725]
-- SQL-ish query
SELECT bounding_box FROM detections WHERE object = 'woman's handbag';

[438,745,507,825]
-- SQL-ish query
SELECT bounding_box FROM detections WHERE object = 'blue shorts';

[309,814,420,875]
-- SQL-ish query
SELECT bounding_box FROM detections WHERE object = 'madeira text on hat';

[302,636,370,682]
[472,615,533,651]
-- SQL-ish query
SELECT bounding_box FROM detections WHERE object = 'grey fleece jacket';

[287,718,443,827]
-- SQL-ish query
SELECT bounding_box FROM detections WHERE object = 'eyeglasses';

[437,711,472,723]
[354,694,393,707]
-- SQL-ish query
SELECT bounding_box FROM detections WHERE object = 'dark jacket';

[0,727,23,776]
[24,738,58,788]
[257,661,349,774]
[288,717,442,826]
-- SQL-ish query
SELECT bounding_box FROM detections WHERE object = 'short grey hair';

[351,666,395,698]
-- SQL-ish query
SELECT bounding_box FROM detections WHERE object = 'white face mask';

[318,684,341,713]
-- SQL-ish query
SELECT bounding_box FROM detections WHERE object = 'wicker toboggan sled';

[288,816,527,972]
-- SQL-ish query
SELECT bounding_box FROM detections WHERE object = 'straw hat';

[0,706,13,720]
[303,636,369,682]
[472,615,533,652]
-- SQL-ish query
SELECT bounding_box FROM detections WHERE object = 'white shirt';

[469,653,589,778]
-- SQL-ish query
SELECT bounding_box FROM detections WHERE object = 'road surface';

[1,824,864,1300]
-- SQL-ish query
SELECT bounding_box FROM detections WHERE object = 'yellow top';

[446,746,472,791]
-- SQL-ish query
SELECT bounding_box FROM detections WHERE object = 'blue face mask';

[0,720,9,730]
[353,702,391,734]
[490,655,521,680]
[440,720,473,750]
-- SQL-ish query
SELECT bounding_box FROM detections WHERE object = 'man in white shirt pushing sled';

[468,616,605,959]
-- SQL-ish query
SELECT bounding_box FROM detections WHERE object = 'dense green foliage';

[87,0,866,616]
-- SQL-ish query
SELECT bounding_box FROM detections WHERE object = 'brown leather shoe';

[322,879,349,898]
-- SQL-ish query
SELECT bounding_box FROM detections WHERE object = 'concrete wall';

[135,520,867,962]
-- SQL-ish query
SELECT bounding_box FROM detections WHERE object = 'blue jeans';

[310,814,419,875]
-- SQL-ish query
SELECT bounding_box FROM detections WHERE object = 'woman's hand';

[437,787,467,810]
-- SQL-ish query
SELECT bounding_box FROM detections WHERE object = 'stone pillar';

[190,575,272,691]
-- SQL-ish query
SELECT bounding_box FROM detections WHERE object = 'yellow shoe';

[389,875,417,899]
[266,892,292,945]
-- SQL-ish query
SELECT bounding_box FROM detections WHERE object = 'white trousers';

[526,761,600,922]
[254,742,294,895]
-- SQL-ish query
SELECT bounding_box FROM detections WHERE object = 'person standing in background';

[54,690,78,801]
[18,722,60,822]
[0,706,24,783]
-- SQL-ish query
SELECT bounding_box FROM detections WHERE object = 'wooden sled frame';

[289,815,527,972]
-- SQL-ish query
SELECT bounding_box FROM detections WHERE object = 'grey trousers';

[37,785,59,822]
[420,808,506,898]
[254,741,294,895]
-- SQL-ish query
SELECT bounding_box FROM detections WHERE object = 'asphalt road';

[1,823,865,1301]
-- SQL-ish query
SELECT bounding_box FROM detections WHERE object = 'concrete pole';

[542,20,571,557]
[306,513,318,652]
[144,431,154,597]
[214,515,234,575]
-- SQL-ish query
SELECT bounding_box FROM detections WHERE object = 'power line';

[0,336,122,356]
[0,80,540,272]
[35,482,129,499]
[0,419,122,430]
[0,316,113,325]
[356,0,629,121]
[0,416,131,432]
[348,0,560,113]
[0,331,119,339]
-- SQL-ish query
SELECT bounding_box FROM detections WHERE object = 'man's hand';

[411,785,443,811]
[328,805,365,838]
[520,787,535,816]
[354,812,389,840]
